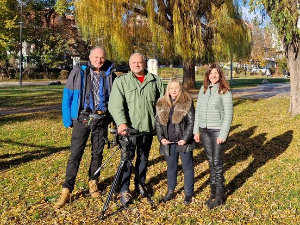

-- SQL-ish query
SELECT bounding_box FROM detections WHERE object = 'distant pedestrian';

[266,69,271,77]
[193,63,233,209]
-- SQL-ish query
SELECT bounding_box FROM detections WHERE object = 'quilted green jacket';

[193,83,233,141]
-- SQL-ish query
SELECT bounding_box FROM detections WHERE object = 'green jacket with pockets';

[108,71,165,133]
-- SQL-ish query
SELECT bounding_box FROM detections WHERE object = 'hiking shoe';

[89,180,100,198]
[120,191,132,206]
[54,188,71,209]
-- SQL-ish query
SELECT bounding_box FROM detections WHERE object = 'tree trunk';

[182,59,196,90]
[288,39,300,116]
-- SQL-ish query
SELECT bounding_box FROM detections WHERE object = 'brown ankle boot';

[54,188,71,209]
[89,180,100,198]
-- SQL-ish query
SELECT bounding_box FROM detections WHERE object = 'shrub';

[59,70,69,79]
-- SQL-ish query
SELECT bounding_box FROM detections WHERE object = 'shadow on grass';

[0,139,69,171]
[70,152,166,204]
[56,126,293,209]
[0,110,61,125]
[161,125,292,201]
[193,126,292,199]
[224,130,293,199]
[233,98,258,107]
[0,89,62,109]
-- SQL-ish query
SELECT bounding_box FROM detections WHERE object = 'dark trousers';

[120,135,153,193]
[63,120,107,192]
[200,128,224,188]
[165,143,194,196]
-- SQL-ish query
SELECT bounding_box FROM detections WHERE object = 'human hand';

[194,134,200,142]
[177,140,186,146]
[118,123,129,135]
[161,139,170,145]
[217,137,225,144]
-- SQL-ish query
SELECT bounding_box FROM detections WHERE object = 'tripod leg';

[99,160,126,220]
[94,146,120,176]
[128,160,155,207]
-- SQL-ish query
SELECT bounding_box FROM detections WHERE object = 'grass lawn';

[0,83,299,224]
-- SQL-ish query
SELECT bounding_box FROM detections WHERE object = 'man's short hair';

[90,46,106,56]
[129,53,145,63]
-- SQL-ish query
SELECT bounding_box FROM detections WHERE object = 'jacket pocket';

[147,88,157,102]
[126,86,138,103]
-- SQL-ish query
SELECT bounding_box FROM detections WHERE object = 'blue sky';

[237,0,270,27]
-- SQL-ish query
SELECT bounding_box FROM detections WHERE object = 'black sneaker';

[162,190,174,203]
[184,195,193,205]
[120,191,132,206]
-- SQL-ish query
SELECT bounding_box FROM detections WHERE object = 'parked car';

[251,66,268,74]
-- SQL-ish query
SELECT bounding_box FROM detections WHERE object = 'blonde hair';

[164,78,191,107]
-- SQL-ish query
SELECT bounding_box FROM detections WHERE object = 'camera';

[110,128,146,147]
[80,107,92,116]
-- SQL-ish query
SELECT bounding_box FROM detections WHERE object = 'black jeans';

[63,120,107,192]
[165,143,194,196]
[120,135,153,193]
[200,128,224,188]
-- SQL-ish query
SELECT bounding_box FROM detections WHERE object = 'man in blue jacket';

[54,47,116,209]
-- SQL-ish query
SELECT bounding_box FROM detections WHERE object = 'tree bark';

[182,59,196,90]
[288,39,300,116]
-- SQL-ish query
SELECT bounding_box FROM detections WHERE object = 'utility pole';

[19,1,23,87]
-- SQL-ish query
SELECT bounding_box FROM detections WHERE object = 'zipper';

[205,86,212,128]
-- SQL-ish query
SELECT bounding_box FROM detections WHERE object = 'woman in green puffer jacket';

[193,63,233,209]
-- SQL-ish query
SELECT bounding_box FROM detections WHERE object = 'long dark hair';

[203,63,230,94]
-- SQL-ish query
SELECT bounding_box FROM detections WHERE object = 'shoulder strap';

[85,70,91,106]
[81,65,92,109]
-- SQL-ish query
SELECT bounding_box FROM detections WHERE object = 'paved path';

[231,82,290,99]
[188,82,290,99]
[0,81,290,116]
[0,80,290,99]
[0,80,65,87]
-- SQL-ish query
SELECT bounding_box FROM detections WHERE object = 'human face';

[129,54,145,76]
[209,68,220,84]
[169,81,180,99]
[89,48,106,71]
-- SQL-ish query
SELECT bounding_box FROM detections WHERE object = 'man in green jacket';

[108,53,164,205]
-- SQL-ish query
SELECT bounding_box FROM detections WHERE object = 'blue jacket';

[62,60,115,127]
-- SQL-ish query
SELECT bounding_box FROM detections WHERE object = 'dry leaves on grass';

[1,88,300,224]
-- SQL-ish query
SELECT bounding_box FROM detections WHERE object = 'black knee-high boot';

[205,183,216,205]
[208,186,223,209]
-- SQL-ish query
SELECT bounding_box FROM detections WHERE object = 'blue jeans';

[120,135,153,193]
[200,128,224,188]
[165,143,194,196]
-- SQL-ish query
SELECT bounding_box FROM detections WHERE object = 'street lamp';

[297,0,300,29]
[19,1,23,87]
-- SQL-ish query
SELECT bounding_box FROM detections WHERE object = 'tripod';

[96,137,154,220]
